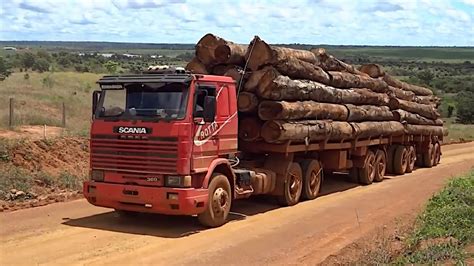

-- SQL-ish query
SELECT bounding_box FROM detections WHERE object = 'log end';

[260,120,282,143]
[195,33,226,66]
[239,117,262,142]
[246,36,274,71]
[359,64,384,78]
[185,57,208,74]
[258,101,283,120]
[238,92,258,113]
[214,45,232,64]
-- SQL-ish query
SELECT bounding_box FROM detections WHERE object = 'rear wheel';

[405,146,416,173]
[358,150,376,185]
[198,174,232,227]
[277,162,303,206]
[433,142,441,166]
[393,145,408,174]
[300,160,323,200]
[373,149,386,182]
[422,143,434,168]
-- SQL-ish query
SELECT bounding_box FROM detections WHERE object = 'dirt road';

[1,142,473,265]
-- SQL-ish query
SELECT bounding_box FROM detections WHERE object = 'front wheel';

[277,162,303,206]
[198,174,232,227]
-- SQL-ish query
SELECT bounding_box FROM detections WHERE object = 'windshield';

[97,82,189,120]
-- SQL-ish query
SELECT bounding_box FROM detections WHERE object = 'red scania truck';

[83,69,442,227]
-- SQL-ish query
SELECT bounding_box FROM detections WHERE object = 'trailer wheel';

[277,162,303,206]
[393,145,408,174]
[198,174,232,227]
[373,149,386,182]
[405,146,416,173]
[422,143,434,168]
[358,150,376,185]
[386,145,397,174]
[433,142,441,166]
[300,159,322,200]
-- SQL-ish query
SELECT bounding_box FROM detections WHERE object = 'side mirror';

[203,96,216,123]
[92,90,101,117]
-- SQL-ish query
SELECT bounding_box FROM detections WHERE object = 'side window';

[194,84,216,117]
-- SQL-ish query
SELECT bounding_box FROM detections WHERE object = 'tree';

[21,52,36,70]
[33,58,50,72]
[103,61,119,73]
[447,105,454,118]
[456,91,474,124]
[0,56,12,78]
[416,70,434,86]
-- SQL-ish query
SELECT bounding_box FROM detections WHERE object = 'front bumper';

[83,181,208,215]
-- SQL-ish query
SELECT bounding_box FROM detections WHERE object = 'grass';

[395,170,474,264]
[444,118,474,143]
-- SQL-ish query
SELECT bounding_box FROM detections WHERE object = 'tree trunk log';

[311,48,367,76]
[258,101,348,121]
[388,86,415,101]
[211,64,236,75]
[214,43,247,65]
[258,74,389,106]
[238,92,259,113]
[389,97,440,120]
[327,71,388,93]
[246,36,318,71]
[224,66,246,88]
[239,117,262,141]
[243,66,273,92]
[346,105,395,122]
[383,74,433,96]
[351,121,405,139]
[185,57,208,74]
[404,124,444,136]
[358,64,384,78]
[392,109,443,126]
[195,33,227,66]
[273,58,331,84]
[415,95,441,107]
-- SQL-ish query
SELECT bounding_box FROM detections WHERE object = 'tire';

[386,145,397,174]
[405,146,416,173]
[348,167,359,183]
[358,150,376,185]
[373,149,386,182]
[422,143,434,168]
[433,142,441,166]
[393,145,408,175]
[300,159,323,200]
[277,162,303,206]
[198,174,232,227]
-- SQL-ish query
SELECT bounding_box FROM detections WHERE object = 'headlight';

[91,169,104,181]
[165,175,192,187]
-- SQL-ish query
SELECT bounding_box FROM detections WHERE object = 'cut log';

[392,109,443,126]
[195,33,227,66]
[214,42,247,65]
[383,74,433,96]
[243,66,273,92]
[327,71,388,93]
[273,58,331,84]
[415,95,441,107]
[388,86,415,101]
[224,66,246,88]
[245,36,318,71]
[261,120,353,143]
[359,64,384,78]
[185,57,208,74]
[258,101,348,121]
[257,74,389,106]
[346,105,395,122]
[389,97,440,120]
[404,124,444,136]
[311,48,367,76]
[351,121,405,139]
[211,64,236,76]
[238,92,259,113]
[239,117,262,141]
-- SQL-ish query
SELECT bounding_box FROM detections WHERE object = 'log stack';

[186,33,445,144]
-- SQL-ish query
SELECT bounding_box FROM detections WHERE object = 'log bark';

[273,58,331,84]
[351,121,405,139]
[311,48,367,76]
[211,64,236,76]
[185,57,208,74]
[238,92,259,113]
[214,43,248,65]
[415,95,441,107]
[258,101,348,121]
[359,64,384,78]
[346,105,395,122]
[246,36,318,71]
[392,109,443,126]
[327,71,388,93]
[383,74,433,96]
[195,33,227,66]
[404,124,444,136]
[224,66,247,88]
[388,86,415,101]
[389,97,440,120]
[257,74,389,106]
[243,66,273,92]
[239,117,262,141]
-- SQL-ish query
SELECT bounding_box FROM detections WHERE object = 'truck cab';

[83,70,240,227]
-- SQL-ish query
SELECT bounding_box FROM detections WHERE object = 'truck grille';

[91,135,178,174]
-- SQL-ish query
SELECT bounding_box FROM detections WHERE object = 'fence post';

[9,98,14,129]
[62,102,66,128]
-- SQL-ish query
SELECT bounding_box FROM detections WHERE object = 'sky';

[0,0,473,46]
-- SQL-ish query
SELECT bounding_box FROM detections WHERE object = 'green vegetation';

[396,170,474,264]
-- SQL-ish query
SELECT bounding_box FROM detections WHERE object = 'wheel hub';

[212,188,229,214]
